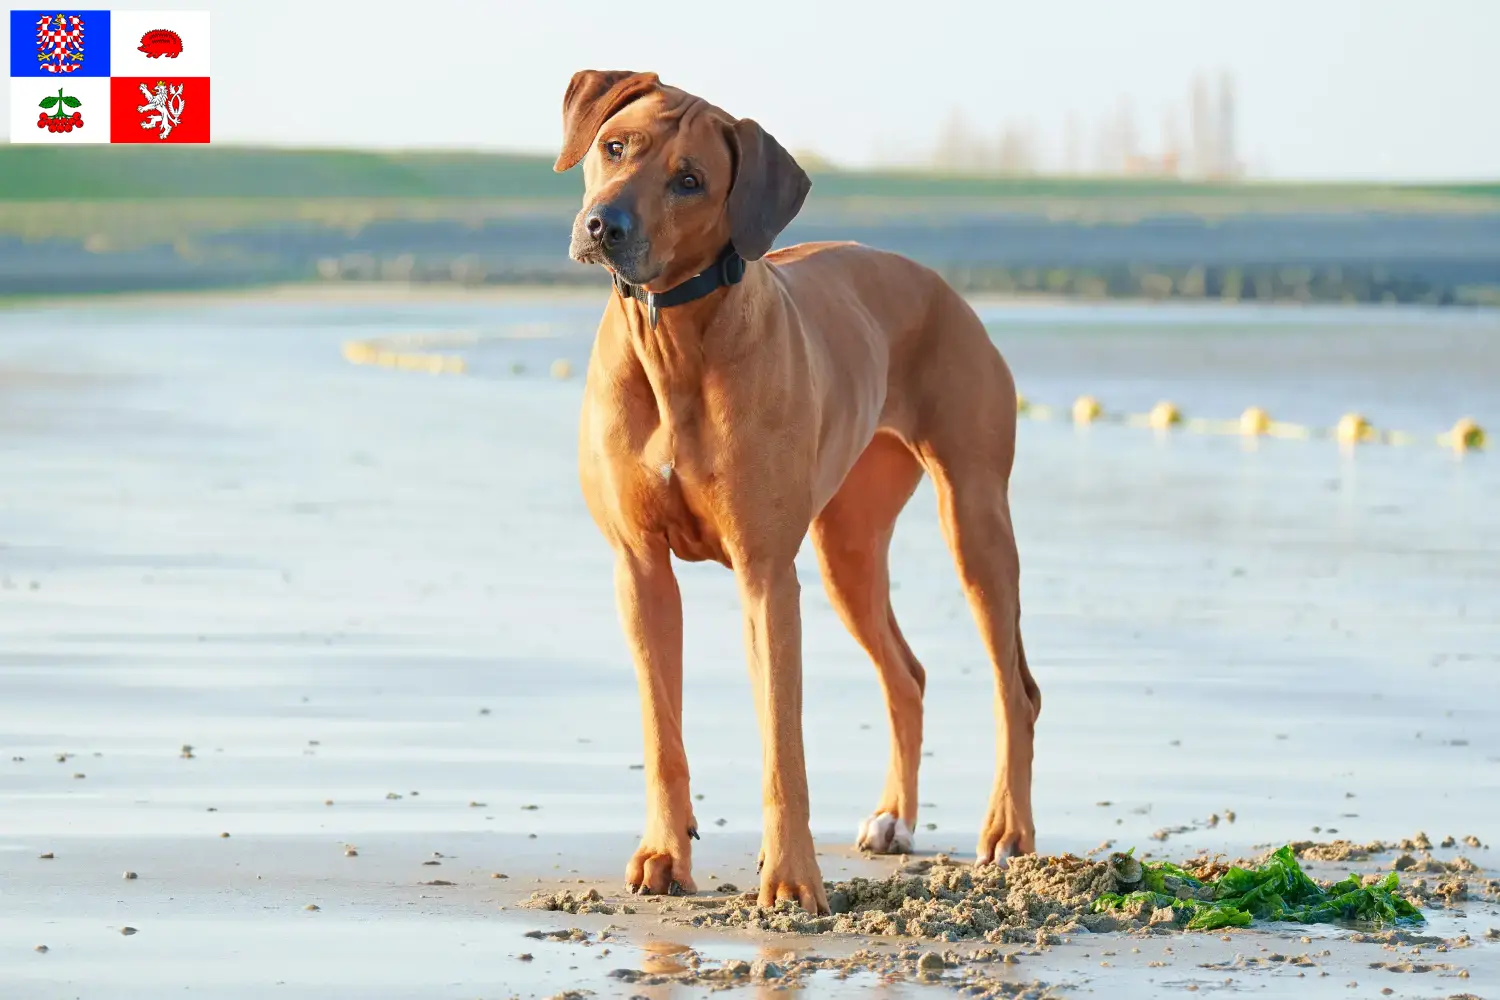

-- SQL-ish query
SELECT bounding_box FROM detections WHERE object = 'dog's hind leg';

[912,293,1039,865]
[810,431,928,854]
[926,460,1038,864]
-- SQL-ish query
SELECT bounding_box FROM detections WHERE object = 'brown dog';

[555,71,1041,915]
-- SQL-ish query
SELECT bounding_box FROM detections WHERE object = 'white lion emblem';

[137,81,185,140]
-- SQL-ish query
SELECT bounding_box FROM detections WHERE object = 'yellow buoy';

[550,358,573,380]
[1451,417,1486,451]
[1335,412,1371,445]
[1239,406,1271,436]
[1072,395,1102,424]
[1148,400,1182,430]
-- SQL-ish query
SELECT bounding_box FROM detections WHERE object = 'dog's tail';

[1017,617,1040,723]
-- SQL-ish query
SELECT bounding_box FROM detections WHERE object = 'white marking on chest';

[657,461,674,482]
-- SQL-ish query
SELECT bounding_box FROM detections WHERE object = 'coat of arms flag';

[9,9,210,143]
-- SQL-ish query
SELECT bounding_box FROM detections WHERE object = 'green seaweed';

[1092,845,1424,931]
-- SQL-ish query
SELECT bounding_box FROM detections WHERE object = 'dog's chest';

[630,434,727,565]
[597,386,729,565]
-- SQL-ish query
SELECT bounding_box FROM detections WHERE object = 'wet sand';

[2,291,1499,997]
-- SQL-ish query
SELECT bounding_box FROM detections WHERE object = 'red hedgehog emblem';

[137,29,183,59]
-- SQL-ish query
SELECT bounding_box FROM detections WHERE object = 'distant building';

[1190,73,1214,177]
[1216,72,1239,178]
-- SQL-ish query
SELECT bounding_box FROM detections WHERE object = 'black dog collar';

[613,244,746,329]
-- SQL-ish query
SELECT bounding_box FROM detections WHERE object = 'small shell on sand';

[72,773,86,779]
[219,832,230,838]
[324,799,334,806]
[344,848,358,857]
[123,871,138,880]
[120,927,138,936]
[304,904,320,912]
[491,873,509,879]
[1108,851,1143,886]
[38,852,54,859]
[34,945,48,953]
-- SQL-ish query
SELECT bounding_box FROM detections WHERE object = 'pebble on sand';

[123,871,138,880]
[491,873,509,879]
[38,852,54,859]
[917,951,945,972]
[72,773,85,779]
[34,945,48,953]
[219,832,231,838]
[344,848,358,857]
[304,904,320,912]
[120,927,138,936]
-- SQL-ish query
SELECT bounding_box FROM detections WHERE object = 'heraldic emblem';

[138,80,185,140]
[37,87,84,133]
[138,29,184,59]
[35,12,86,74]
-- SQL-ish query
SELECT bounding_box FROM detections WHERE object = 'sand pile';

[670,853,1147,944]
[656,843,1454,942]
[526,835,1489,946]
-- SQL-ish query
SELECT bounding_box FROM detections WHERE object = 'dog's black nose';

[584,203,634,249]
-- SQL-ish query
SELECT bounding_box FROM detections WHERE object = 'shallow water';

[2,292,1498,997]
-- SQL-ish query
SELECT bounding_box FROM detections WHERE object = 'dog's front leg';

[615,545,697,895]
[739,562,830,915]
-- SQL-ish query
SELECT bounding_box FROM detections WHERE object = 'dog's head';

[554,70,811,290]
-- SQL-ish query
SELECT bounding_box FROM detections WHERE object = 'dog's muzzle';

[571,201,651,281]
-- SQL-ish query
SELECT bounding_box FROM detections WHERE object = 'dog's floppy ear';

[726,118,812,262]
[553,70,661,172]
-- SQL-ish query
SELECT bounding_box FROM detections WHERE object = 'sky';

[2,0,1495,180]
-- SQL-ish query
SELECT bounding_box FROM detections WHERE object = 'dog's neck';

[611,245,745,330]
[611,256,764,395]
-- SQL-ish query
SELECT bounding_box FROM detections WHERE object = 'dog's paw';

[976,802,1035,866]
[855,811,914,854]
[625,840,696,896]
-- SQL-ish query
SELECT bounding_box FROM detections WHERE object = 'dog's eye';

[678,174,700,192]
[604,140,625,160]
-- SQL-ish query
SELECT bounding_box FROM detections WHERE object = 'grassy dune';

[1,146,1495,304]
[3,144,1498,210]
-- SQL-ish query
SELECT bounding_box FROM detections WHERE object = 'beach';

[2,288,1498,998]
